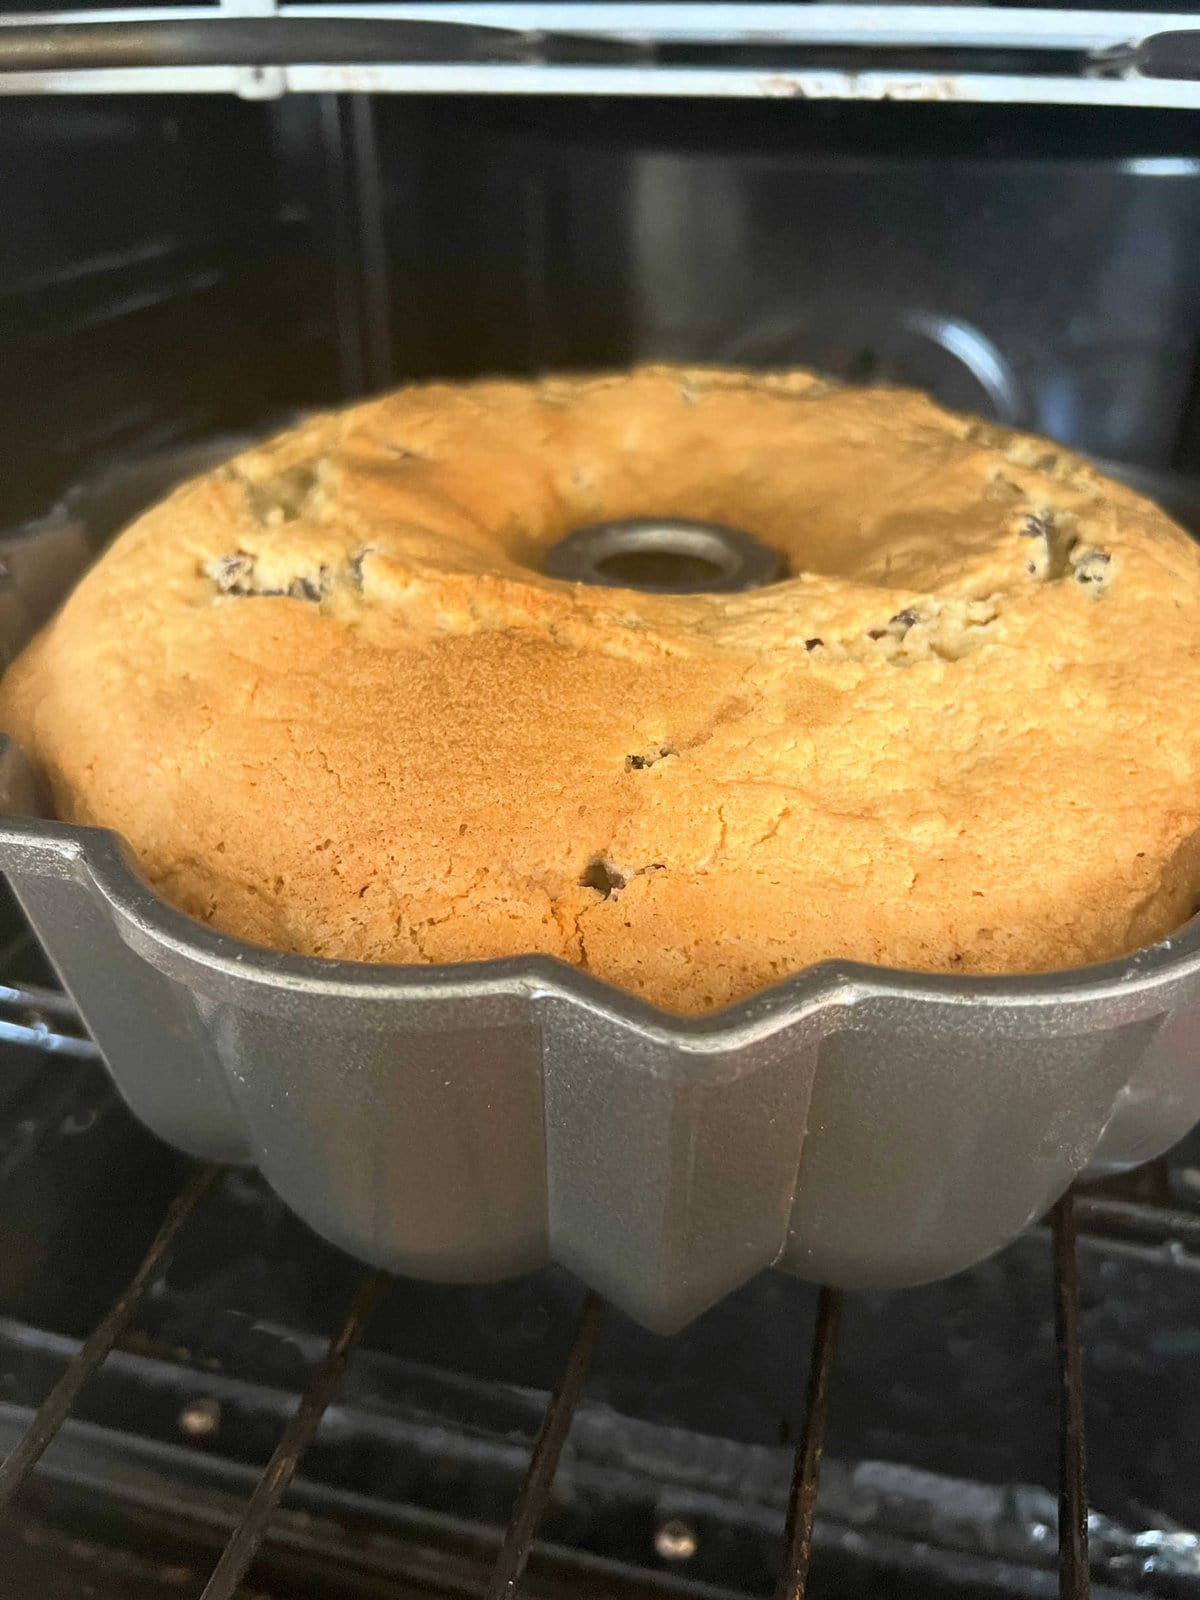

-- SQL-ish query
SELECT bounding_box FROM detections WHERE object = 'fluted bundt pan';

[0,440,1197,1332]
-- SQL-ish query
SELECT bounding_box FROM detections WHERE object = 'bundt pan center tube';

[0,420,1198,1333]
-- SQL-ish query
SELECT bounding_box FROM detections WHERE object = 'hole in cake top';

[595,546,728,590]
[543,518,784,595]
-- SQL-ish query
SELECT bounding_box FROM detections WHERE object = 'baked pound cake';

[3,366,1200,1015]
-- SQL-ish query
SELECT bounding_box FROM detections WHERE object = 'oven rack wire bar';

[486,1290,605,1600]
[200,1265,387,1600]
[776,1285,844,1600]
[1053,1191,1091,1600]
[0,1156,1093,1600]
[0,976,100,1060]
[767,1201,1090,1600]
[0,1159,221,1510]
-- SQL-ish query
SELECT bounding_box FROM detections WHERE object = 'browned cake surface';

[4,366,1200,1013]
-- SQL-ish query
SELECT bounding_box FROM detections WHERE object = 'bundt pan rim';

[0,794,1198,1033]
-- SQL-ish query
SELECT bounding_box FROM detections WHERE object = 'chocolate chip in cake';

[348,547,373,589]
[805,637,824,652]
[1020,508,1077,581]
[206,551,331,602]
[868,609,919,643]
[1072,548,1112,589]
[580,857,626,898]
[207,551,257,595]
[205,551,285,597]
[288,566,332,603]
[624,746,676,772]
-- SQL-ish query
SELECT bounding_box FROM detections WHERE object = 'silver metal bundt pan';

[0,439,1198,1333]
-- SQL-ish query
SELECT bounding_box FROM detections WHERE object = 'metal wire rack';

[0,940,1095,1600]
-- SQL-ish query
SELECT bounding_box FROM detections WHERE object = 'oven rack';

[0,1161,1095,1600]
[0,964,1105,1600]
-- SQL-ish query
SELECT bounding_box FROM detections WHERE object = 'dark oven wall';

[0,95,350,529]
[372,97,1200,474]
[6,94,1200,531]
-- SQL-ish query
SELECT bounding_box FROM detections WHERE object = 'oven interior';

[3,86,1200,1599]
[7,95,1200,528]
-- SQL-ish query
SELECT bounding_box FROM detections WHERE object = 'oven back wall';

[371,99,1200,472]
[5,95,1200,524]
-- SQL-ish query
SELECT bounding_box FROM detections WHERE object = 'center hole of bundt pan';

[543,518,784,594]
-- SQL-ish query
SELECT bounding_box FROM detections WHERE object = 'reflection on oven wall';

[625,149,1200,464]
[409,103,1196,467]
[6,97,1200,531]
[398,101,1200,469]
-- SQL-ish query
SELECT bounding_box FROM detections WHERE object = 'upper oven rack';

[1,4,1198,106]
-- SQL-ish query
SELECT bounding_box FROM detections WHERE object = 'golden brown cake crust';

[4,365,1200,1014]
